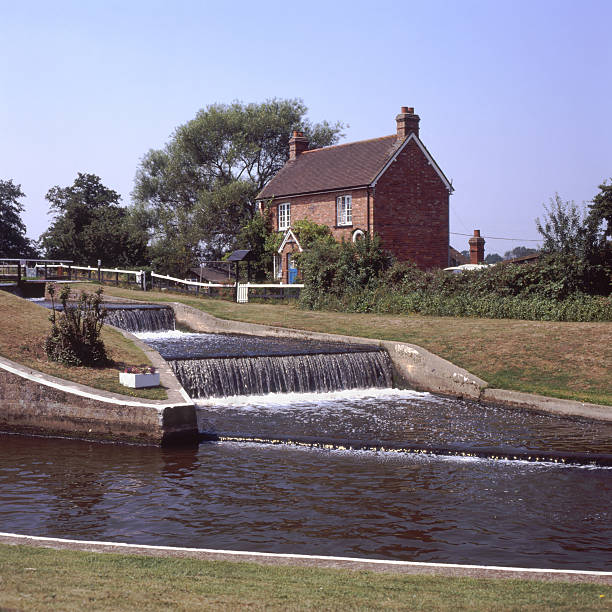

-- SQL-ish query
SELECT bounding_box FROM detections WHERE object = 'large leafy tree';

[132,99,344,274]
[40,173,148,266]
[0,179,37,257]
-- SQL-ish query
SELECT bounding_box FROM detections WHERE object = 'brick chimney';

[468,230,486,264]
[289,130,309,160]
[396,106,420,139]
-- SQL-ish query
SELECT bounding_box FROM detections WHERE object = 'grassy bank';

[1,545,609,611]
[78,284,612,406]
[0,290,167,400]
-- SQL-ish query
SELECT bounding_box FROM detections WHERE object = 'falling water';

[105,307,175,332]
[169,350,393,398]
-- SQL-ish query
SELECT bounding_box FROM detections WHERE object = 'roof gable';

[277,229,303,253]
[371,133,453,192]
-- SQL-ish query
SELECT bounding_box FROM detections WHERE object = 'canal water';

[2,321,611,570]
[1,388,611,570]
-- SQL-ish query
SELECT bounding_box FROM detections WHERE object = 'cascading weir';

[104,306,176,332]
[167,350,393,399]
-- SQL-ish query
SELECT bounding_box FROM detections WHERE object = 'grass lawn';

[0,545,609,611]
[76,284,612,407]
[0,289,167,400]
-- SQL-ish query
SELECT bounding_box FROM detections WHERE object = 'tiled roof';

[257,135,401,199]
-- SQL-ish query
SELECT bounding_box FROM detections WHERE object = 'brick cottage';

[256,107,454,283]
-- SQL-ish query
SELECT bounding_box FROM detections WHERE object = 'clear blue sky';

[2,0,611,257]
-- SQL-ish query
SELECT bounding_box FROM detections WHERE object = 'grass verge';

[0,545,609,611]
[76,284,612,407]
[0,289,167,400]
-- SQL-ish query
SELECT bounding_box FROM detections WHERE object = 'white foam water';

[195,386,432,409]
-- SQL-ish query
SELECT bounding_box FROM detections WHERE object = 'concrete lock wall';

[0,330,198,445]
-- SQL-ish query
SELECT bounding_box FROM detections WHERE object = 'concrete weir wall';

[171,303,486,400]
[0,331,198,445]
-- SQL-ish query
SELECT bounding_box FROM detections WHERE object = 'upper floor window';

[336,195,352,226]
[278,202,290,230]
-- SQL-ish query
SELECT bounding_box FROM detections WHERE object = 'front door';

[287,254,298,284]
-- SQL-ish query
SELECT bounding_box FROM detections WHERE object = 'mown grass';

[76,284,612,407]
[0,289,167,400]
[0,545,609,611]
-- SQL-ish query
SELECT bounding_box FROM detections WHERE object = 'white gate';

[236,283,249,303]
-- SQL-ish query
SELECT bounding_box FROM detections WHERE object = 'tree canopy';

[503,246,539,260]
[40,173,148,266]
[132,99,344,274]
[0,179,37,257]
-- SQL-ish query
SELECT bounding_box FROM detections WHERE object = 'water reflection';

[0,433,610,570]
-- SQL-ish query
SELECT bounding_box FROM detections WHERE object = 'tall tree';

[589,180,612,238]
[40,173,148,266]
[132,99,344,274]
[535,194,603,259]
[0,179,37,257]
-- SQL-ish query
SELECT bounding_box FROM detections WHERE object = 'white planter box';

[119,372,160,389]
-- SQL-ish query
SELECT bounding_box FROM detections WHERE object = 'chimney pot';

[468,229,486,264]
[396,106,420,139]
[289,130,309,160]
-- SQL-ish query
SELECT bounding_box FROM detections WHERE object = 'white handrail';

[35,264,141,276]
[151,272,230,289]
[242,283,304,288]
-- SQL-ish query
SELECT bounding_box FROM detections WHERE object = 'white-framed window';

[278,202,291,230]
[336,195,352,226]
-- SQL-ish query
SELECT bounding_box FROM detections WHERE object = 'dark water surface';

[1,424,611,570]
[140,331,379,360]
[196,389,612,455]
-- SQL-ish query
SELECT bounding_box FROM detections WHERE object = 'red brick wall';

[270,188,370,241]
[373,139,449,269]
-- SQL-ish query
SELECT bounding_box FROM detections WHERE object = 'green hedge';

[298,238,611,322]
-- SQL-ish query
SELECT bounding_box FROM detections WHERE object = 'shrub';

[299,233,391,309]
[298,238,611,322]
[45,284,110,366]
